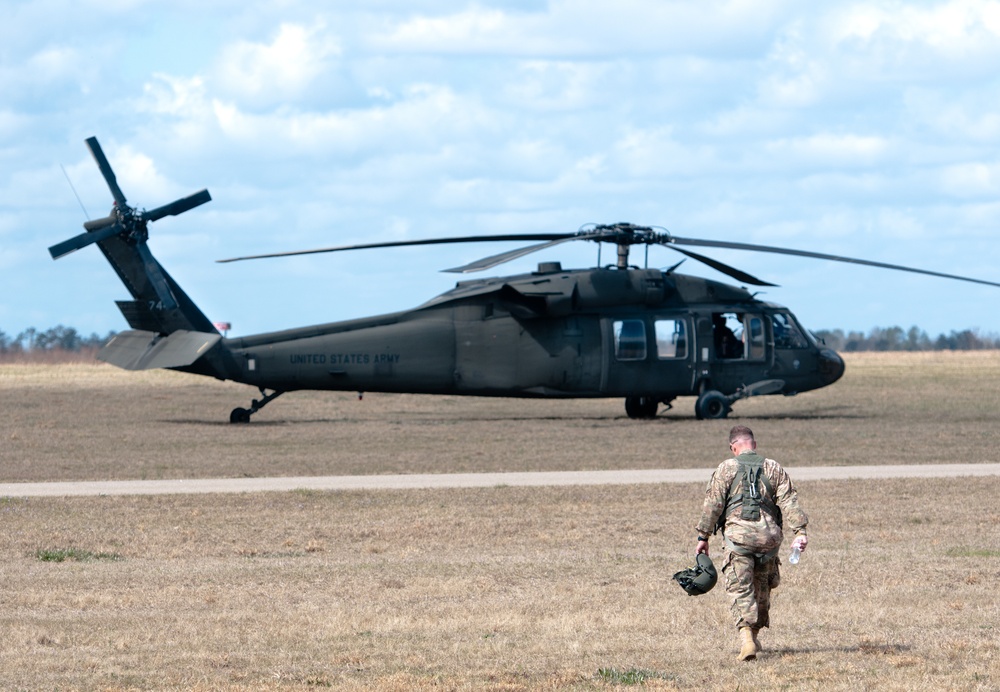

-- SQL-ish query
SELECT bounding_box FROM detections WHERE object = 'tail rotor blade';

[143,189,212,223]
[48,223,122,260]
[83,214,118,232]
[85,137,128,208]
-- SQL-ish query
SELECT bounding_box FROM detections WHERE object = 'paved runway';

[0,463,997,497]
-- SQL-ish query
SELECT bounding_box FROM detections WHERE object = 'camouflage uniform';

[696,451,808,630]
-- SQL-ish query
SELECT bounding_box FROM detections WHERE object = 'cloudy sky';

[2,0,999,340]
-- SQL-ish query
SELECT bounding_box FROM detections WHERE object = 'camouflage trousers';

[722,551,780,630]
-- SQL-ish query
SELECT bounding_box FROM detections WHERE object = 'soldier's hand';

[791,535,808,553]
[696,539,710,556]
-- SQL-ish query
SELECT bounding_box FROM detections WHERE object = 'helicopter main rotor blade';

[665,235,1000,288]
[85,137,128,208]
[667,246,778,287]
[48,222,122,260]
[216,234,573,263]
[142,189,212,223]
[442,236,594,273]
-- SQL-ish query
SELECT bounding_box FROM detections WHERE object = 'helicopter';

[50,136,1000,423]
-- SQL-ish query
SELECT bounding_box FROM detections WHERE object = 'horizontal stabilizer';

[98,329,221,371]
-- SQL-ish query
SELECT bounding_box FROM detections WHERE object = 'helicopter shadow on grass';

[719,405,863,421]
[160,414,625,427]
[160,418,352,427]
[159,404,862,427]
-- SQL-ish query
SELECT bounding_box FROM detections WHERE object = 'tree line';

[813,326,1000,352]
[0,326,115,354]
[1,323,999,357]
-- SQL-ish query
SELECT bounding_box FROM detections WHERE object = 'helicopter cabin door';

[601,316,693,396]
[699,311,768,392]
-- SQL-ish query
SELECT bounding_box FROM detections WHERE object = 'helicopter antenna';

[663,259,685,275]
[60,163,90,220]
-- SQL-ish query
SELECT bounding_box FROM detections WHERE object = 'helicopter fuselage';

[181,263,844,419]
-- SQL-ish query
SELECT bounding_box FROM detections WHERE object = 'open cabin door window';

[713,312,765,361]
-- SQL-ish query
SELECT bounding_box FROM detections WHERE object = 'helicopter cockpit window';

[771,312,809,350]
[613,319,647,361]
[712,312,745,359]
[655,319,687,359]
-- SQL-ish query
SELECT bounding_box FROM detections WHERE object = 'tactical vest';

[715,452,782,535]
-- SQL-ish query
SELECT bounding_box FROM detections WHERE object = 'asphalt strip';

[0,464,998,498]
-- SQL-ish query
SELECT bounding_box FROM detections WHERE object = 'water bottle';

[788,544,801,565]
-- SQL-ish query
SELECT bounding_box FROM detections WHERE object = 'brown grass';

[2,351,1000,483]
[0,353,998,689]
[0,348,106,366]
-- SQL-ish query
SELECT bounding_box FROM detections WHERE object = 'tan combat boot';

[737,627,757,661]
[751,627,762,653]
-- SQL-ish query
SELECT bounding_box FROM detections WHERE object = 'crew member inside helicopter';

[713,313,744,359]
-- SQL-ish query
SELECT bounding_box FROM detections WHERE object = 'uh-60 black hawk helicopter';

[51,137,1000,423]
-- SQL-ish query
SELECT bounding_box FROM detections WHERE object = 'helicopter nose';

[818,348,845,384]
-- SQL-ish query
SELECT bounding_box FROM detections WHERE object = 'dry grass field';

[0,352,998,690]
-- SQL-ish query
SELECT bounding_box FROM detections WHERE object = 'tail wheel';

[695,390,730,420]
[625,396,659,419]
[230,407,252,424]
[229,389,285,424]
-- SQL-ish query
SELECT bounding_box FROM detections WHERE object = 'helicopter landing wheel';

[625,396,659,419]
[695,390,731,420]
[228,388,285,424]
[230,407,252,424]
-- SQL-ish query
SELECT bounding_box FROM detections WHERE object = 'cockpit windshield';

[771,311,810,350]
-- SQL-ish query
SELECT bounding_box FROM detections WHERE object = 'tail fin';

[51,137,231,377]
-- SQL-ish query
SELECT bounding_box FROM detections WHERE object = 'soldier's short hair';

[729,425,755,445]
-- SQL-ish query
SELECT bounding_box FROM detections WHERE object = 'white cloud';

[140,74,209,118]
[371,0,794,57]
[208,82,501,162]
[500,61,615,112]
[764,133,890,168]
[830,0,1000,62]
[377,6,512,48]
[756,24,828,108]
[213,22,341,107]
[903,88,1000,142]
[0,42,97,103]
[941,161,1000,197]
[26,46,79,79]
[4,0,1000,337]
[611,126,708,177]
[0,109,30,137]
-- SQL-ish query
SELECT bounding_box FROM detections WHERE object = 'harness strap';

[715,452,783,535]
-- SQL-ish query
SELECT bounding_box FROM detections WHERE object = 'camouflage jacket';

[696,452,808,554]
